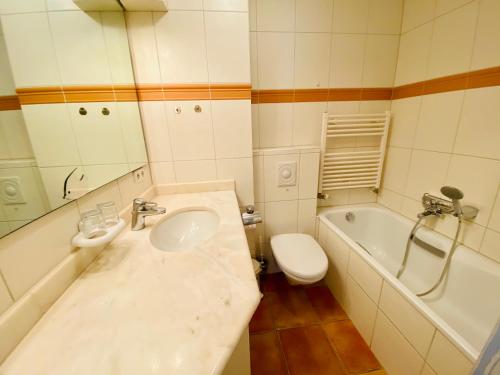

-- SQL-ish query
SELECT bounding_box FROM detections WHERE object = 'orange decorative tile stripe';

[0,95,21,111]
[6,66,500,108]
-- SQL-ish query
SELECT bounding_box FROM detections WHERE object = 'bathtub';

[318,204,500,375]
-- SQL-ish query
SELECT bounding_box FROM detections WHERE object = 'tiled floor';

[249,273,386,375]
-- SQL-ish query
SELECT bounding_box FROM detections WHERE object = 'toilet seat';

[271,234,328,281]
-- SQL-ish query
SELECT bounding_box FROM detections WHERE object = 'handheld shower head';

[440,186,463,216]
[440,186,464,200]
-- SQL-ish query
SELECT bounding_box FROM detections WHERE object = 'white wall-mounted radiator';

[318,111,391,192]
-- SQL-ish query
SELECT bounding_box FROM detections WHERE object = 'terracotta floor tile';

[269,289,319,329]
[304,286,348,323]
[261,272,298,293]
[359,370,387,375]
[250,332,288,375]
[324,320,380,374]
[280,325,346,375]
[250,294,274,333]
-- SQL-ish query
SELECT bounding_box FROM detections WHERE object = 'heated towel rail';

[318,111,391,192]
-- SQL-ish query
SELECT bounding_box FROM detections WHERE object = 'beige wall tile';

[165,101,215,161]
[139,101,173,163]
[332,0,369,33]
[454,87,500,160]
[1,12,60,87]
[371,311,425,375]
[379,282,436,356]
[203,0,248,11]
[378,188,404,212]
[0,202,79,299]
[205,11,250,83]
[173,160,217,183]
[395,23,433,85]
[256,0,295,32]
[150,162,176,185]
[216,158,254,206]
[405,150,450,200]
[294,33,331,89]
[426,331,473,375]
[126,12,162,84]
[251,103,260,148]
[298,199,317,236]
[258,103,293,148]
[414,91,463,153]
[164,0,203,10]
[298,152,320,199]
[329,34,365,88]
[427,2,478,79]
[381,147,412,194]
[0,293,41,363]
[348,251,383,303]
[212,100,252,159]
[471,0,500,69]
[0,276,12,315]
[253,154,265,203]
[117,166,152,207]
[292,102,325,146]
[264,200,298,239]
[401,0,436,32]
[77,181,123,214]
[445,155,500,227]
[421,364,438,375]
[257,32,295,89]
[249,32,259,88]
[345,275,377,343]
[363,34,399,87]
[348,188,377,204]
[487,187,500,232]
[435,0,474,16]
[0,0,45,14]
[0,111,32,159]
[367,0,403,34]
[479,229,500,263]
[154,11,208,83]
[389,97,421,148]
[296,0,333,32]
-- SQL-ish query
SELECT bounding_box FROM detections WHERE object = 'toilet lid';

[271,234,328,280]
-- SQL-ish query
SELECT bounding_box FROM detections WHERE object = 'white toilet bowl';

[270,233,328,285]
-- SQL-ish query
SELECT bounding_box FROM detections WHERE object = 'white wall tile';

[348,251,383,303]
[258,103,293,148]
[249,32,259,88]
[165,101,215,161]
[1,13,61,87]
[256,0,295,32]
[116,102,148,166]
[367,0,403,34]
[205,11,250,83]
[435,0,473,16]
[212,100,252,159]
[216,158,254,206]
[371,311,425,375]
[0,111,33,159]
[150,161,176,185]
[295,0,333,32]
[332,0,369,33]
[154,11,208,83]
[76,180,123,214]
[389,97,421,148]
[257,32,295,89]
[405,150,450,200]
[174,160,217,183]
[253,154,265,203]
[294,33,331,89]
[480,229,500,263]
[292,102,325,146]
[251,104,260,148]
[426,331,473,375]
[49,11,112,85]
[0,0,45,14]
[329,34,365,88]
[382,147,412,194]
[488,187,500,232]
[414,91,463,153]
[164,0,203,10]
[427,2,478,79]
[454,87,500,160]
[116,166,152,208]
[0,276,12,315]
[126,12,162,84]
[203,0,248,11]
[345,275,377,343]
[363,34,399,87]
[471,0,500,70]
[264,200,298,239]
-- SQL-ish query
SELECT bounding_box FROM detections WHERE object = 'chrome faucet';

[131,198,166,231]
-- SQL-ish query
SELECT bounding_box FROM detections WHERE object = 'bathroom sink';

[150,209,220,252]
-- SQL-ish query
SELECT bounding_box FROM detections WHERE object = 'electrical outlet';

[133,167,146,184]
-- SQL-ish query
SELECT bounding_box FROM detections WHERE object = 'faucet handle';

[133,198,146,210]
[144,202,158,210]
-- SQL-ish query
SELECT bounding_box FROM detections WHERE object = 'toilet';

[271,233,328,285]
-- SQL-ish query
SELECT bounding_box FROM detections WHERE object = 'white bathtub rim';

[318,204,479,362]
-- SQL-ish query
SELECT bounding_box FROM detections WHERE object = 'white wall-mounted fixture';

[0,176,25,204]
[72,0,122,11]
[73,0,167,11]
[277,161,297,187]
[72,218,126,248]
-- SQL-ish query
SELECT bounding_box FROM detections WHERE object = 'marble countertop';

[0,190,261,375]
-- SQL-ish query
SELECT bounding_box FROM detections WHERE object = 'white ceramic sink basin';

[150,209,220,252]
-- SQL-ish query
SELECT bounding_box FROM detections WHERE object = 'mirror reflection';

[0,9,148,238]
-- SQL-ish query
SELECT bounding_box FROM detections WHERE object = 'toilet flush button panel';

[277,161,297,187]
[0,176,25,204]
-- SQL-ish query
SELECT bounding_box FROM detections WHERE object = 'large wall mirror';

[0,4,148,238]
